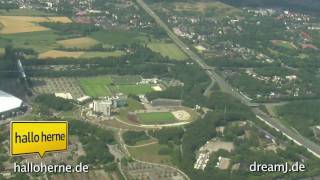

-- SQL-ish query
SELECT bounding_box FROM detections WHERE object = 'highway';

[136,0,320,158]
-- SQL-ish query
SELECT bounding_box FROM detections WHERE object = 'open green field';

[80,51,125,58]
[137,112,176,124]
[0,9,57,16]
[108,84,153,95]
[128,143,172,164]
[90,30,148,45]
[1,31,59,52]
[147,42,187,60]
[79,77,112,98]
[127,98,144,111]
[78,76,152,97]
[0,48,4,57]
[117,84,153,95]
[111,75,141,85]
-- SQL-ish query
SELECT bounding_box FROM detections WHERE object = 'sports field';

[111,75,142,85]
[57,37,100,49]
[79,77,113,98]
[137,112,176,124]
[147,42,187,60]
[0,16,71,34]
[117,85,154,95]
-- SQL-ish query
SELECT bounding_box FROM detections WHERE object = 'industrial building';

[0,90,23,118]
[93,100,112,116]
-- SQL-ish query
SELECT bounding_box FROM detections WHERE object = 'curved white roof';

[0,90,23,113]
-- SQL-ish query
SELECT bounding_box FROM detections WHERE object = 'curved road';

[136,0,320,158]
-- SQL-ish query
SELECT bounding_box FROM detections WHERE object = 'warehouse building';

[0,90,23,119]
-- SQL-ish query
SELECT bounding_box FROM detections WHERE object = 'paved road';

[136,0,255,107]
[136,0,320,158]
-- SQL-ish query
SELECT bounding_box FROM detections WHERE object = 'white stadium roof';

[0,90,23,113]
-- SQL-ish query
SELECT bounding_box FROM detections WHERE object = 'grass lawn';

[111,75,142,85]
[137,112,176,124]
[117,84,153,95]
[147,42,187,60]
[79,76,113,98]
[90,30,147,45]
[80,51,125,58]
[127,98,144,111]
[1,31,60,52]
[128,143,172,164]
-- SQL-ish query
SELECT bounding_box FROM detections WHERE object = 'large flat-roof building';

[0,90,23,117]
[93,100,112,116]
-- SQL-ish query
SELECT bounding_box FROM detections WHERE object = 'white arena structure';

[0,90,23,116]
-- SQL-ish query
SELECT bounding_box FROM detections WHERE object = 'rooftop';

[0,90,23,113]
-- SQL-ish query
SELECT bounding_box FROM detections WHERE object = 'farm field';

[39,50,84,59]
[117,84,154,95]
[0,48,4,57]
[137,112,176,124]
[38,50,125,59]
[79,77,113,98]
[128,143,172,164]
[57,37,100,49]
[0,9,57,16]
[0,16,71,34]
[90,30,148,45]
[173,1,241,15]
[147,42,187,60]
[80,51,125,58]
[1,31,60,52]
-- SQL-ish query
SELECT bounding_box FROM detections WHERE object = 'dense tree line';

[277,100,320,138]
[39,22,100,36]
[150,127,184,145]
[122,131,149,146]
[0,45,19,78]
[35,94,74,111]
[0,3,18,10]
[69,120,115,165]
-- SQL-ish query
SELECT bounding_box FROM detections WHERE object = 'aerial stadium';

[0,90,23,118]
